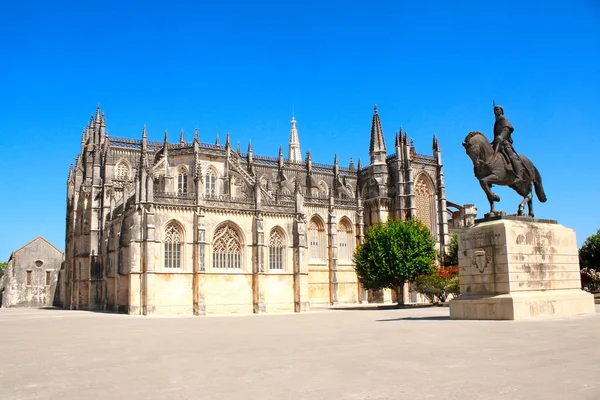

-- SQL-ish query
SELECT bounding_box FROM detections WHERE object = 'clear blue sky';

[1,1,599,259]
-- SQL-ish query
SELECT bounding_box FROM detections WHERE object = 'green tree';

[354,219,436,305]
[580,229,600,271]
[444,233,459,267]
[0,261,7,278]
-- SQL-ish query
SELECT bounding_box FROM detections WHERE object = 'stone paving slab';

[0,306,599,400]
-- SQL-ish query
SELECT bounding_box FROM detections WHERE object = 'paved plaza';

[1,305,599,400]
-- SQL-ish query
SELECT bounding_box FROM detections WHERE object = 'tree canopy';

[354,219,436,302]
[444,233,459,267]
[580,229,600,271]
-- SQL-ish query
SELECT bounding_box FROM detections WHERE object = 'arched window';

[164,223,183,269]
[116,160,130,180]
[212,224,242,269]
[259,175,269,190]
[308,217,326,262]
[319,181,329,196]
[415,174,435,232]
[177,166,188,195]
[337,219,354,263]
[205,169,217,197]
[268,228,285,270]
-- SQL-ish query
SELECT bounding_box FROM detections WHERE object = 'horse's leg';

[528,192,534,218]
[479,179,500,214]
[517,194,529,216]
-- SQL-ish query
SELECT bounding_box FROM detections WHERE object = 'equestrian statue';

[462,104,546,217]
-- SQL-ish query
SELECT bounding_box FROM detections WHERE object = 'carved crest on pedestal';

[472,248,492,273]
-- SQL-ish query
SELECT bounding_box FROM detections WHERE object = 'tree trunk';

[394,281,405,306]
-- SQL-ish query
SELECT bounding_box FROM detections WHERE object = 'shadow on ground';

[327,304,444,311]
[377,315,451,322]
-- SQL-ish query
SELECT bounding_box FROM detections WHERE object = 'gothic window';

[319,181,328,196]
[415,174,435,232]
[164,222,183,269]
[212,224,242,269]
[308,217,326,262]
[116,160,130,180]
[337,219,354,263]
[268,228,285,270]
[177,166,188,195]
[205,168,217,197]
[259,175,269,190]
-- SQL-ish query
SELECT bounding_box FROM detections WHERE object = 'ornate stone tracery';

[268,228,284,270]
[212,224,242,269]
[415,174,434,232]
[164,222,183,269]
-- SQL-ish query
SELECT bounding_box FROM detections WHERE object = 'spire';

[68,163,74,183]
[164,130,169,146]
[349,157,355,171]
[225,132,231,149]
[194,127,199,143]
[236,141,241,154]
[288,116,302,162]
[305,149,312,173]
[81,130,86,153]
[357,157,362,170]
[247,140,254,171]
[278,144,284,168]
[215,134,220,148]
[141,125,147,153]
[369,104,386,164]
[333,153,339,176]
[180,129,185,145]
[95,103,101,124]
[306,149,312,162]
[432,133,440,152]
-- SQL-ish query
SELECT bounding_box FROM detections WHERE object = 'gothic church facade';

[64,105,458,315]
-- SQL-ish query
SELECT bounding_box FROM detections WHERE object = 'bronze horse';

[463,131,546,217]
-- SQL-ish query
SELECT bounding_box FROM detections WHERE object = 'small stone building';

[0,237,64,308]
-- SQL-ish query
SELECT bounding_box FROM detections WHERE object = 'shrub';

[414,266,460,303]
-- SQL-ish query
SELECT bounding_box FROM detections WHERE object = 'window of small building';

[45,271,51,286]
[26,270,32,286]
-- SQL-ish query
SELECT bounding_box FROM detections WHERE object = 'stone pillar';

[141,205,156,315]
[328,197,338,305]
[193,208,207,315]
[356,203,366,303]
[293,213,309,312]
[450,217,595,320]
[252,211,266,313]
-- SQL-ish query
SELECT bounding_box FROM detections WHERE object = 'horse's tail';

[533,166,547,203]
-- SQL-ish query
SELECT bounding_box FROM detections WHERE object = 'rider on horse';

[491,105,523,178]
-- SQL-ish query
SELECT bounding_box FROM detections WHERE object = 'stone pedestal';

[449,216,595,320]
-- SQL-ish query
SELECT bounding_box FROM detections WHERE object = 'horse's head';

[463,131,488,163]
